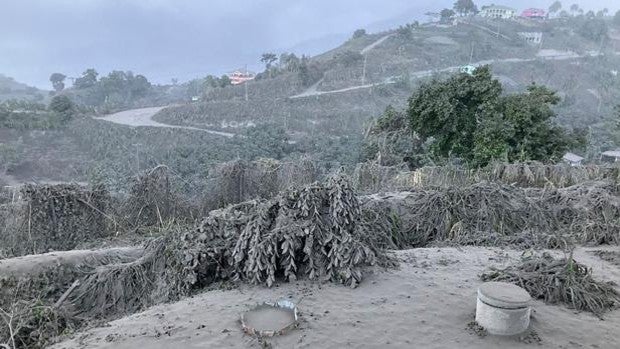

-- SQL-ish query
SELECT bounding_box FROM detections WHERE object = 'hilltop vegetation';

[0,74,47,103]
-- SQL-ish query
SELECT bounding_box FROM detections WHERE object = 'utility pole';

[469,42,475,64]
[361,54,368,85]
[133,143,142,173]
[244,64,249,102]
[598,34,605,55]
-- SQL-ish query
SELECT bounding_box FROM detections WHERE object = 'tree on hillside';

[352,29,366,39]
[549,1,562,15]
[577,17,608,41]
[597,8,609,17]
[280,53,301,72]
[74,68,98,89]
[49,73,66,92]
[570,4,579,16]
[219,75,231,88]
[407,66,580,166]
[440,9,456,22]
[261,53,278,70]
[614,10,620,26]
[261,53,278,78]
[453,0,477,16]
[49,95,74,123]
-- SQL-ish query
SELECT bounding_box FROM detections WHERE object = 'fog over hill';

[2,0,618,88]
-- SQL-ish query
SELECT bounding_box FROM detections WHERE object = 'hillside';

[153,17,620,148]
[2,16,620,188]
[0,74,49,103]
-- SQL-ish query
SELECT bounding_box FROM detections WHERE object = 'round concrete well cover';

[478,282,531,309]
[241,299,298,337]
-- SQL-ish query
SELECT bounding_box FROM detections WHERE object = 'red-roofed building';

[227,69,256,85]
[521,8,546,19]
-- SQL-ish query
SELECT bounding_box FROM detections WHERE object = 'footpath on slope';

[95,107,235,138]
[290,33,394,99]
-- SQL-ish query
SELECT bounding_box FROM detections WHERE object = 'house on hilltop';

[521,8,546,19]
[479,5,516,19]
[227,69,256,85]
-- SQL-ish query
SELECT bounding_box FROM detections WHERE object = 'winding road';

[290,49,614,99]
[95,106,235,137]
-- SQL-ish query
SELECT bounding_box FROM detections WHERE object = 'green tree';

[453,0,477,16]
[440,9,456,22]
[280,53,301,72]
[49,73,66,92]
[570,4,579,15]
[219,75,231,88]
[407,67,578,166]
[352,29,366,39]
[261,53,278,70]
[549,1,562,15]
[74,68,98,89]
[408,66,501,161]
[242,123,290,159]
[577,17,608,41]
[49,95,74,123]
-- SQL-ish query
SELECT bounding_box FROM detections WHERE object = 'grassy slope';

[0,74,49,103]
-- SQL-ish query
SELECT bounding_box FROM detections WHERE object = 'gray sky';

[1,0,618,88]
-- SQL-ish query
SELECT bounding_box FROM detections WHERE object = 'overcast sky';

[1,0,618,89]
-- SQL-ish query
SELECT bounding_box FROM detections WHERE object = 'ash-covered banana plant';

[229,174,376,287]
[71,174,383,318]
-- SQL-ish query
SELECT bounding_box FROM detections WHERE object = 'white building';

[480,5,517,19]
[518,32,543,45]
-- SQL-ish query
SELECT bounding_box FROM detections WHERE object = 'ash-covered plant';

[123,165,179,227]
[231,174,376,287]
[70,174,385,318]
[14,183,111,255]
[481,252,620,317]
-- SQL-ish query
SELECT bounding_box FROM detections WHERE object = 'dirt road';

[290,50,610,99]
[95,107,235,138]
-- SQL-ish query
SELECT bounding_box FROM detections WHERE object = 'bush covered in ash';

[0,184,112,257]
[70,174,389,318]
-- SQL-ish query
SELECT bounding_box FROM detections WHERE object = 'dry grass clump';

[481,252,620,317]
[359,180,620,249]
[537,181,620,245]
[360,181,552,248]
[204,158,319,209]
[491,163,619,188]
[123,165,177,228]
[70,174,386,318]
[352,162,406,193]
[383,163,620,192]
[4,184,111,256]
